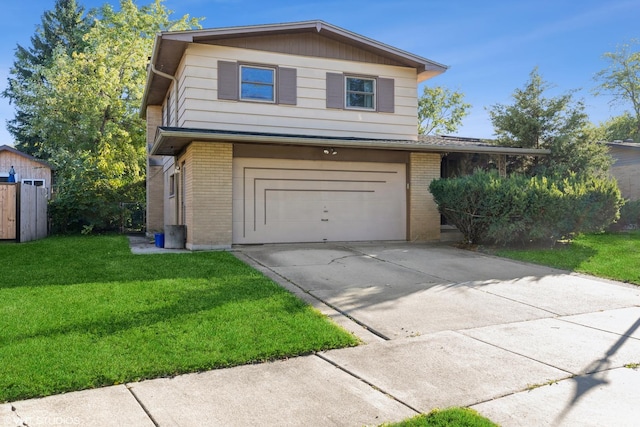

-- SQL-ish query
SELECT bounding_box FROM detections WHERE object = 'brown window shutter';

[218,61,238,100]
[377,77,395,113]
[277,67,297,105]
[326,72,344,109]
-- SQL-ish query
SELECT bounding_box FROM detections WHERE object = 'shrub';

[611,199,640,230]
[429,171,622,245]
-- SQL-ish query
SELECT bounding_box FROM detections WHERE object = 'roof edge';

[150,128,550,157]
[0,145,54,169]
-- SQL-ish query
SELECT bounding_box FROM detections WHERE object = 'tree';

[2,0,91,156]
[21,0,200,232]
[594,40,640,141]
[488,67,611,177]
[418,85,470,135]
[597,112,638,142]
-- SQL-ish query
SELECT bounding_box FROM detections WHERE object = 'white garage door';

[232,158,406,244]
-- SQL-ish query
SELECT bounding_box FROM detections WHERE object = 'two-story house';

[142,21,546,250]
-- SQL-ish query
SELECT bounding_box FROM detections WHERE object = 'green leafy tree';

[597,112,638,142]
[594,40,640,141]
[418,86,471,135]
[2,0,91,156]
[24,0,200,232]
[488,67,611,177]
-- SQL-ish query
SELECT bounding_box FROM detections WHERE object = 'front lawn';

[382,408,498,427]
[0,235,358,402]
[496,231,640,285]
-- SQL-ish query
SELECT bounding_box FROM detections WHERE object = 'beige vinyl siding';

[175,44,418,140]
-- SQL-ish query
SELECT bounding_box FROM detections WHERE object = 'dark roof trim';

[602,141,640,149]
[0,145,53,169]
[162,21,447,78]
[149,127,550,157]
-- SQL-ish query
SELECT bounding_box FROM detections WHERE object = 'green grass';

[496,231,640,285]
[382,408,498,427]
[0,235,358,402]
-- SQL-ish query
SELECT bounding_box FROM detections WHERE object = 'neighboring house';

[0,145,52,195]
[605,141,640,201]
[141,20,546,250]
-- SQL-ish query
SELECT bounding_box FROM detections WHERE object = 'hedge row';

[429,171,623,245]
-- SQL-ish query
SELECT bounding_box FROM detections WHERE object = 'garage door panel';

[233,158,406,244]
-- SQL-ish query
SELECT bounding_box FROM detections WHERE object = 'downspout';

[149,63,180,226]
[149,63,178,128]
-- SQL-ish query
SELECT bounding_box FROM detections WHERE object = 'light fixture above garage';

[323,147,338,155]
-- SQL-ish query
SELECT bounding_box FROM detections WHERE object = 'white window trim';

[345,76,376,111]
[21,179,46,187]
[239,65,276,103]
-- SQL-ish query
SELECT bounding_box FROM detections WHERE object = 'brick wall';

[409,152,441,241]
[180,141,233,249]
[146,106,164,233]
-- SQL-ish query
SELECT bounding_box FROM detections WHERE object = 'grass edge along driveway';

[0,235,358,403]
[495,231,640,286]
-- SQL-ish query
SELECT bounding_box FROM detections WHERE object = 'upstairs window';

[345,77,375,110]
[240,65,275,102]
[326,73,394,113]
[218,61,296,105]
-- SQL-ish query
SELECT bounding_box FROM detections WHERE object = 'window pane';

[240,66,275,101]
[347,78,374,93]
[346,77,375,109]
[241,83,274,101]
[242,67,273,84]
[347,93,374,108]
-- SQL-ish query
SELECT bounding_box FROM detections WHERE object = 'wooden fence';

[0,183,48,242]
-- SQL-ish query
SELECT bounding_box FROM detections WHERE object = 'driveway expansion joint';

[456,281,561,316]
[338,244,451,284]
[314,353,422,416]
[459,330,575,376]
[241,251,392,341]
[10,405,27,427]
[125,385,159,427]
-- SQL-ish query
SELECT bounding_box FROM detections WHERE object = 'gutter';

[140,33,178,123]
[150,128,551,157]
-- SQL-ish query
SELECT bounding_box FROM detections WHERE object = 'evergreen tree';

[488,68,611,177]
[2,0,90,156]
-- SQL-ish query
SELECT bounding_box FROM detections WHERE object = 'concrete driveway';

[6,241,640,426]
[237,241,640,426]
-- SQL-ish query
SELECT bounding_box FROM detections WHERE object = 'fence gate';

[20,183,48,242]
[0,183,48,242]
[0,184,17,239]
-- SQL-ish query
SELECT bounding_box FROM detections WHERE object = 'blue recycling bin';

[154,232,165,248]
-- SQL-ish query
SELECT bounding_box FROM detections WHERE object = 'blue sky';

[1,0,638,145]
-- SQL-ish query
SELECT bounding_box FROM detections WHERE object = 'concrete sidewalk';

[3,242,640,426]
